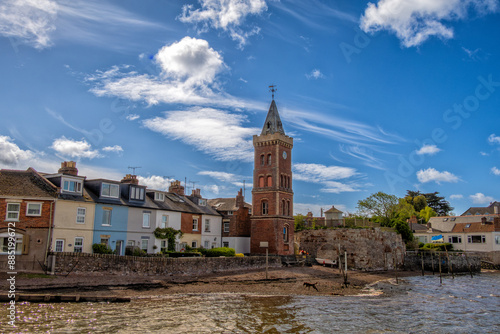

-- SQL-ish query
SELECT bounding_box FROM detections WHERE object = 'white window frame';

[76,207,86,224]
[192,218,199,231]
[495,235,500,245]
[448,236,462,244]
[468,235,486,244]
[141,239,149,252]
[205,219,210,232]
[0,233,23,255]
[160,240,167,251]
[26,202,42,216]
[102,208,112,226]
[131,186,145,200]
[6,203,21,221]
[161,215,168,228]
[191,241,197,248]
[101,183,119,198]
[204,240,209,249]
[155,192,165,201]
[224,222,230,233]
[143,212,151,228]
[74,237,83,253]
[63,179,82,193]
[199,199,207,206]
[55,239,65,252]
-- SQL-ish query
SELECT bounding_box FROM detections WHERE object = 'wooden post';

[394,252,399,284]
[344,251,348,286]
[420,252,425,276]
[265,248,268,280]
[464,251,473,278]
[431,251,435,275]
[438,252,442,285]
[445,248,454,279]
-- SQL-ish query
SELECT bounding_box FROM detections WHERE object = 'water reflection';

[2,273,499,334]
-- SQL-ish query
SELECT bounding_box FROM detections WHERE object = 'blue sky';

[1,0,499,216]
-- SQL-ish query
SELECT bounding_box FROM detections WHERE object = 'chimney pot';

[58,161,78,176]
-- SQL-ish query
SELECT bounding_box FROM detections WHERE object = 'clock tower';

[250,92,294,255]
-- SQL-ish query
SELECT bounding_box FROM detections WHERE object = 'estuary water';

[2,272,499,334]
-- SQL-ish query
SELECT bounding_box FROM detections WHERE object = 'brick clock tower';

[251,90,294,255]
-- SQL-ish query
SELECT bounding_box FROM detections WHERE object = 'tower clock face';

[282,151,287,159]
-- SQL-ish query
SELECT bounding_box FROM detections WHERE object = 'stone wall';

[48,253,282,276]
[297,228,405,270]
[404,252,482,273]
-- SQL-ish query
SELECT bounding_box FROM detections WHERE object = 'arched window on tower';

[287,200,291,216]
[282,199,286,215]
[262,200,268,215]
[260,154,265,166]
[267,175,272,187]
[280,175,283,188]
[267,154,272,165]
[283,224,289,242]
[259,176,264,188]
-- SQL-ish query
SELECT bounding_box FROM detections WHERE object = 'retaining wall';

[47,252,282,276]
[404,252,482,273]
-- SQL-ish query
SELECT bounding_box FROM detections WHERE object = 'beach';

[2,265,422,299]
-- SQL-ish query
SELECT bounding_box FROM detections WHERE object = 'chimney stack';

[236,188,244,208]
[58,161,78,176]
[191,188,201,198]
[121,174,139,185]
[169,180,185,196]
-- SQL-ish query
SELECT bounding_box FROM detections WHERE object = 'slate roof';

[207,198,252,212]
[461,201,500,216]
[0,168,58,198]
[261,100,285,135]
[147,190,210,215]
[324,206,343,214]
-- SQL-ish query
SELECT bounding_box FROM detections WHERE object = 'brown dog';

[303,282,319,291]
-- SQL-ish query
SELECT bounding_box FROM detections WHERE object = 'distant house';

[448,217,500,252]
[324,206,344,227]
[187,188,222,250]
[0,168,58,271]
[44,161,96,254]
[462,201,500,216]
[208,189,252,254]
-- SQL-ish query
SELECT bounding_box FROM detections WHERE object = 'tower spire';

[261,85,285,135]
[269,84,277,100]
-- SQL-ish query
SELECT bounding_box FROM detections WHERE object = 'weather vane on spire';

[269,84,277,100]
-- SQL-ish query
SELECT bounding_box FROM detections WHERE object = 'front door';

[115,240,123,255]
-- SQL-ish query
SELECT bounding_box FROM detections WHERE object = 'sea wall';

[47,252,282,276]
[297,228,406,270]
[404,252,482,273]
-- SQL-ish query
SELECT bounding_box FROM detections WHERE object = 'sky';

[1,0,499,217]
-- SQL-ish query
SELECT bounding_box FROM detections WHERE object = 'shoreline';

[1,266,425,299]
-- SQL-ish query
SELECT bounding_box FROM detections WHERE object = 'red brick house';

[0,168,58,271]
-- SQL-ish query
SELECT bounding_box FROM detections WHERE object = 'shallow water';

[2,273,499,333]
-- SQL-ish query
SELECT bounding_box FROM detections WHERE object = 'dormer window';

[199,199,207,206]
[155,192,165,201]
[63,179,82,193]
[130,186,145,200]
[101,183,119,198]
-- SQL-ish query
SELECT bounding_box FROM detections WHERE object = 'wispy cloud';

[198,170,249,187]
[488,133,500,144]
[339,144,386,170]
[126,114,140,121]
[293,162,361,193]
[417,167,459,184]
[416,144,441,155]
[102,145,123,154]
[360,0,498,47]
[143,107,258,162]
[450,194,463,200]
[0,0,164,50]
[469,192,494,204]
[491,167,500,176]
[306,69,325,80]
[179,0,268,48]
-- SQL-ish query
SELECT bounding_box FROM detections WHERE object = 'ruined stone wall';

[297,228,405,270]
[48,253,282,276]
[404,252,482,272]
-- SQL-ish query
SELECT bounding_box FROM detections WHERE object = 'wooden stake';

[431,251,435,275]
[438,252,442,285]
[445,248,454,279]
[420,252,425,276]
[464,251,473,278]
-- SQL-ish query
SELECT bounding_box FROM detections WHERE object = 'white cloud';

[450,194,463,200]
[87,37,248,108]
[137,175,173,191]
[488,133,500,144]
[0,0,58,49]
[293,163,360,193]
[126,114,140,121]
[360,0,498,47]
[469,192,494,204]
[491,167,500,175]
[102,145,123,153]
[179,0,267,47]
[51,136,101,159]
[416,168,459,184]
[306,69,325,80]
[0,135,35,166]
[416,144,441,155]
[143,107,258,162]
[198,170,248,187]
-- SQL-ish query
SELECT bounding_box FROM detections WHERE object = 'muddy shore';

[1,266,422,299]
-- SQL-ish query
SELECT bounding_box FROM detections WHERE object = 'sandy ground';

[1,266,421,299]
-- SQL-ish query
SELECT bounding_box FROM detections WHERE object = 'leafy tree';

[404,194,427,212]
[419,206,437,223]
[294,214,307,231]
[406,191,453,216]
[357,192,398,224]
[395,198,417,221]
[393,219,414,243]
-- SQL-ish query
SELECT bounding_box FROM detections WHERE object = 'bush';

[92,243,113,254]
[204,247,236,257]
[421,243,453,252]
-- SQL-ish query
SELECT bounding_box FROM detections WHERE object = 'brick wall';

[47,253,282,276]
[0,199,54,229]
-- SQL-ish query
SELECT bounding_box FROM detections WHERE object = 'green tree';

[357,192,398,225]
[406,191,453,216]
[294,214,307,231]
[419,206,437,223]
[395,198,417,221]
[404,194,427,212]
[393,219,414,243]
